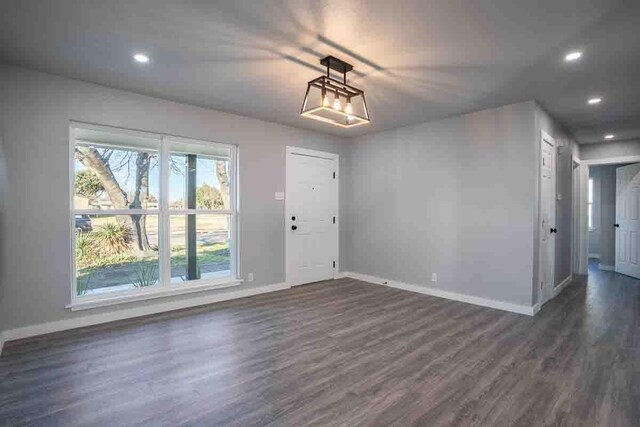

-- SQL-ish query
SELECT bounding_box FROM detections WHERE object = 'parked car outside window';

[75,214,93,232]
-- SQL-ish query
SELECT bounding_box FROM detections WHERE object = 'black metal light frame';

[300,56,370,128]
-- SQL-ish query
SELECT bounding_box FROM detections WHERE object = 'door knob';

[291,216,296,221]
[614,223,620,228]
[291,225,297,230]
[550,228,557,233]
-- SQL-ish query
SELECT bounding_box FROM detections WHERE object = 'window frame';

[68,122,240,310]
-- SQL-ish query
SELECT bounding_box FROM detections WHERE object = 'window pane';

[75,214,159,296]
[169,153,231,210]
[588,204,592,229]
[588,178,593,204]
[74,142,159,210]
[169,214,231,283]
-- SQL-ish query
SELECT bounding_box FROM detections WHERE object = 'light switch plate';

[275,192,285,201]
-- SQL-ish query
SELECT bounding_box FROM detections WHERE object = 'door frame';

[572,157,582,276]
[538,130,556,306]
[575,154,640,276]
[285,146,339,286]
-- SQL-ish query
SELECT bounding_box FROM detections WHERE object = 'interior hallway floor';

[1,270,639,426]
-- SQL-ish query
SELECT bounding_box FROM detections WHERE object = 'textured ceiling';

[1,0,639,143]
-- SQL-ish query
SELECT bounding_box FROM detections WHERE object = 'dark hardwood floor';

[1,262,639,426]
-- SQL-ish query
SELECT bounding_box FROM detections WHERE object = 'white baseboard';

[335,271,348,279]
[599,264,615,271]
[1,282,290,343]
[553,275,573,297]
[588,253,600,259]
[343,272,536,316]
[532,303,541,315]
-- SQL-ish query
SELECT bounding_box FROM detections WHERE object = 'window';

[71,124,237,303]
[588,177,594,229]
[167,140,234,283]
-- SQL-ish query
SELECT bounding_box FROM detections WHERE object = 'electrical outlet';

[431,273,437,282]
[247,273,254,282]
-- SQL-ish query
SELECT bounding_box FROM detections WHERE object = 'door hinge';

[333,216,336,224]
[333,171,336,179]
[333,261,336,268]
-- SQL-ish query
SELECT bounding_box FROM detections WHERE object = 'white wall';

[345,101,537,307]
[0,64,349,332]
[0,134,7,341]
[588,229,600,256]
[580,140,640,161]
[589,164,618,267]
[588,168,601,256]
[597,165,616,267]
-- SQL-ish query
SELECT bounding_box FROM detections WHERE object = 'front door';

[285,147,338,286]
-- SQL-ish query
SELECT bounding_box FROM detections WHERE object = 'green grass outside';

[78,242,229,280]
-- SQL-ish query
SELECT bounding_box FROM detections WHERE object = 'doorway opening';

[575,155,640,281]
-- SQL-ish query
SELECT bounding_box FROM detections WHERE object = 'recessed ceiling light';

[588,97,602,105]
[565,51,582,61]
[133,53,150,64]
[605,134,615,140]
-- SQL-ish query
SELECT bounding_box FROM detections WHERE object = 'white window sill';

[67,278,243,311]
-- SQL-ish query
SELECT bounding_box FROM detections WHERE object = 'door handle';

[550,228,557,233]
[291,225,297,231]
[291,216,296,221]
[614,223,620,228]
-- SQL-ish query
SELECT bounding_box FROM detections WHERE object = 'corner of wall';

[0,133,6,349]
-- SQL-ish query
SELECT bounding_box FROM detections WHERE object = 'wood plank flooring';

[1,263,639,426]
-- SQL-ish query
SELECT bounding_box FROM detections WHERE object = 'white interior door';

[285,147,338,286]
[539,131,556,305]
[615,163,640,278]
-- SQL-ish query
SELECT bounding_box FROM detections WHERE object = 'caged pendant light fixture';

[300,56,370,128]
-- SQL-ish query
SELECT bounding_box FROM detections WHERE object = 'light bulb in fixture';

[333,96,342,111]
[322,93,330,107]
[588,97,602,105]
[605,134,615,140]
[344,100,353,115]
